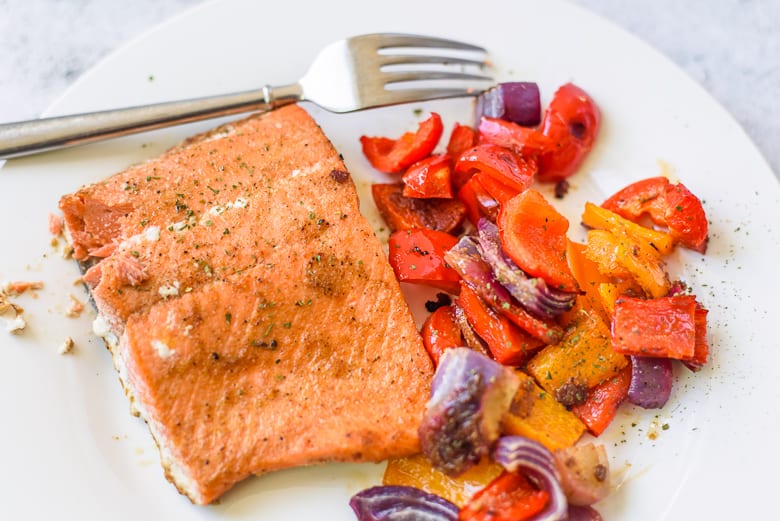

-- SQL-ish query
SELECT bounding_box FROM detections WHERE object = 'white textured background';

[1,0,778,178]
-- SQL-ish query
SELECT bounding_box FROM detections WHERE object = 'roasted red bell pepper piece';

[454,144,537,193]
[448,123,480,191]
[402,154,454,199]
[457,176,501,226]
[455,173,518,228]
[611,295,697,359]
[659,182,709,253]
[447,123,478,161]
[420,305,464,366]
[372,183,466,233]
[498,189,580,293]
[360,112,444,173]
[457,282,543,366]
[472,172,519,205]
[537,83,601,183]
[600,176,668,222]
[570,365,632,436]
[388,228,461,293]
[601,176,709,253]
[477,117,552,158]
[459,471,549,521]
[684,305,709,371]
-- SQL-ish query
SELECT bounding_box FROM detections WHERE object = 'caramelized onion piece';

[419,348,519,477]
[477,219,576,318]
[554,443,610,506]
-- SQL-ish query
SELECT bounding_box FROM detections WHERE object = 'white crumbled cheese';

[158,281,180,298]
[151,339,173,359]
[59,337,75,355]
[182,324,193,337]
[92,315,111,338]
[290,169,302,177]
[5,315,26,333]
[91,314,120,348]
[144,226,160,241]
[233,197,248,208]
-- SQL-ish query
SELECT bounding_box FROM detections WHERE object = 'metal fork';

[0,33,492,159]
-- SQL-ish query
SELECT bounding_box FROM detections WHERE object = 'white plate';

[1,0,778,519]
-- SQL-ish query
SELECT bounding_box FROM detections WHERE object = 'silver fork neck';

[264,83,304,107]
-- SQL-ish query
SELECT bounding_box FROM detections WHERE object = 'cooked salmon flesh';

[59,105,434,504]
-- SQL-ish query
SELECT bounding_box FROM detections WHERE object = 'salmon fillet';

[59,105,433,504]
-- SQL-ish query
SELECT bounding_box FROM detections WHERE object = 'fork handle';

[0,83,303,159]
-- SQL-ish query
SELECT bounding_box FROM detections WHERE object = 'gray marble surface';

[1,0,778,178]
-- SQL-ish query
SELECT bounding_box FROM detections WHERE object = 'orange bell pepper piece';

[498,189,580,293]
[383,454,503,508]
[585,228,670,298]
[502,371,586,451]
[582,202,675,255]
[563,240,611,325]
[526,310,628,398]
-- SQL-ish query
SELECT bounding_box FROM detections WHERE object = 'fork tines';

[354,33,493,101]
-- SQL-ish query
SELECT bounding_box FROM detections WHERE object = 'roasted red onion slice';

[628,356,673,409]
[476,82,542,127]
[477,219,576,318]
[565,504,604,521]
[493,436,569,521]
[444,235,507,299]
[444,235,563,343]
[419,347,519,476]
[349,485,458,521]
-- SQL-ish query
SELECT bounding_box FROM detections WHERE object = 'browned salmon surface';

[59,105,433,505]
